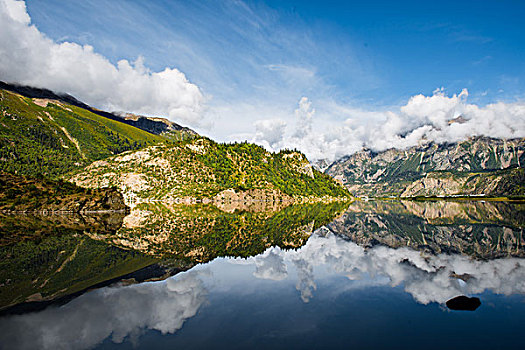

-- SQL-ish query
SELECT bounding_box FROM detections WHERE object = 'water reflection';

[329,200,525,258]
[254,233,525,305]
[0,270,208,350]
[0,201,347,312]
[90,201,348,261]
[2,231,525,349]
[0,211,160,311]
[1,200,525,349]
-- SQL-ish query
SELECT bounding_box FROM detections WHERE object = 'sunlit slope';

[0,89,164,178]
[71,138,351,201]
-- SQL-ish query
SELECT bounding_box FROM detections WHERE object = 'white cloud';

[1,0,28,23]
[0,0,205,126]
[253,247,288,281]
[252,90,525,162]
[293,96,315,138]
[254,119,287,147]
[2,0,524,159]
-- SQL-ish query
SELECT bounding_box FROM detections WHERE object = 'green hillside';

[0,89,164,179]
[70,137,351,201]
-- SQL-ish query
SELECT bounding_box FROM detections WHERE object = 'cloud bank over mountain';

[0,0,205,126]
[252,89,525,162]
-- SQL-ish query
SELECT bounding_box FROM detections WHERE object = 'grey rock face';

[326,137,525,197]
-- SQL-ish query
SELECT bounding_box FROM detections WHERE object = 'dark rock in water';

[446,295,481,311]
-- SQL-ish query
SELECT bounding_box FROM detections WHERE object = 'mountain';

[0,82,197,140]
[117,112,197,141]
[1,82,348,202]
[0,82,196,179]
[326,136,525,197]
[0,86,161,178]
[70,137,351,203]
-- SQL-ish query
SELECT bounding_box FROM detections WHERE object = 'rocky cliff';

[326,137,525,197]
[401,168,525,197]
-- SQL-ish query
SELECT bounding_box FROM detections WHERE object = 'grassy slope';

[0,90,164,179]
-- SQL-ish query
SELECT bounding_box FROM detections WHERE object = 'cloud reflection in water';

[0,270,208,350]
[250,233,525,305]
[2,232,525,349]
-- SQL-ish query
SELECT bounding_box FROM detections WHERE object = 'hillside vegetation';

[70,137,350,202]
[0,89,165,178]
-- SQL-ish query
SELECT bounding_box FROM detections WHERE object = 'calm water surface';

[1,200,524,349]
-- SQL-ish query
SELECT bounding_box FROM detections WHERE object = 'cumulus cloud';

[253,90,525,162]
[0,0,205,125]
[254,118,287,147]
[293,97,315,138]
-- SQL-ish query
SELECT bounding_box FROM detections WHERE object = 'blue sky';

[2,0,525,159]
[25,0,525,106]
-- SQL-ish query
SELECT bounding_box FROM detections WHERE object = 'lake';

[0,200,524,349]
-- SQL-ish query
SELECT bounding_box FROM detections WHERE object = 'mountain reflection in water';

[0,201,348,312]
[330,200,525,259]
[0,200,524,349]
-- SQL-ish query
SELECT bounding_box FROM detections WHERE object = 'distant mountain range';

[326,137,525,198]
